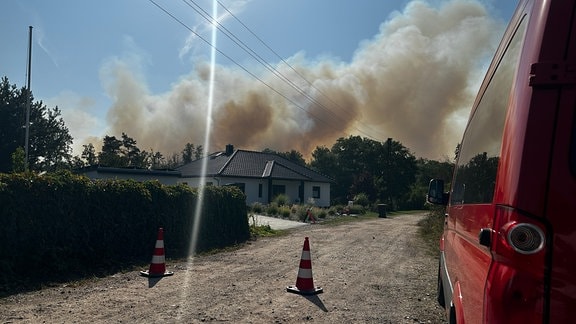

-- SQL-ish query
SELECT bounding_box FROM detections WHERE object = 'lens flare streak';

[177,0,218,320]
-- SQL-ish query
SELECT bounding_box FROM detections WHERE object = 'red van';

[427,0,576,323]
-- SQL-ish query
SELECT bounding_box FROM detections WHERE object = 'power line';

[148,0,350,139]
[149,0,388,143]
[182,0,354,132]
[215,0,389,141]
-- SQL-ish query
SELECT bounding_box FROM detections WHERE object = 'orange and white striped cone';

[287,237,323,295]
[140,227,174,278]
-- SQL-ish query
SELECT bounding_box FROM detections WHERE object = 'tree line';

[0,77,205,172]
[0,76,454,209]
[80,136,204,170]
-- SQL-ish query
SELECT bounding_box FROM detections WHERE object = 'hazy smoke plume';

[100,0,502,160]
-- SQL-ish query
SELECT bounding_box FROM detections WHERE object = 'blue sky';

[1,0,518,160]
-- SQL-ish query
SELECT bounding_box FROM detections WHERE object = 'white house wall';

[177,177,204,187]
[304,182,331,207]
[178,176,330,207]
[232,178,268,205]
[270,179,300,205]
[178,177,268,205]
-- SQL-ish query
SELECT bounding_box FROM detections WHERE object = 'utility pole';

[387,137,392,207]
[24,26,33,171]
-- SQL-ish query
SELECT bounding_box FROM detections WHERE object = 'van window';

[451,18,527,205]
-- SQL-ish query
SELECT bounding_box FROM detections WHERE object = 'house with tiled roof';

[176,145,333,207]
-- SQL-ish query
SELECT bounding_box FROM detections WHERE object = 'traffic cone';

[287,237,323,295]
[140,227,174,278]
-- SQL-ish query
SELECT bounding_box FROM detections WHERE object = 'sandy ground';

[0,213,447,323]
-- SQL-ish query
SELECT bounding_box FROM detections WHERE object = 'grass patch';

[250,224,279,237]
[248,213,281,238]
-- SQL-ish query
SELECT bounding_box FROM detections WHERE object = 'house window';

[258,183,263,198]
[206,182,213,186]
[272,185,285,197]
[312,186,321,199]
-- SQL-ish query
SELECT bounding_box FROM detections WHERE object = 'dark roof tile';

[177,149,333,182]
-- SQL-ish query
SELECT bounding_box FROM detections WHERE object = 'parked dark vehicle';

[427,0,576,322]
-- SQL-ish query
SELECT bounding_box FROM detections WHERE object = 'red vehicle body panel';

[436,0,576,323]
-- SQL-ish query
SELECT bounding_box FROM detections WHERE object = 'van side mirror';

[427,179,449,205]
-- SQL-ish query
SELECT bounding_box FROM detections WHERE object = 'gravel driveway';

[250,214,310,230]
[1,212,446,323]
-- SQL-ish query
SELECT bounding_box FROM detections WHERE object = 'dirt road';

[1,213,446,323]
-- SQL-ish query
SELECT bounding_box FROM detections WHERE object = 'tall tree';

[0,77,73,173]
[278,150,306,166]
[194,145,204,160]
[310,136,417,207]
[182,143,195,164]
[415,158,454,188]
[262,148,306,166]
[181,143,203,164]
[377,139,418,208]
[309,146,337,178]
[88,135,196,169]
[150,150,164,169]
[329,136,380,202]
[81,143,97,166]
[121,133,147,167]
[98,135,124,167]
[165,152,182,169]
[403,158,454,209]
[11,147,25,173]
[97,134,148,168]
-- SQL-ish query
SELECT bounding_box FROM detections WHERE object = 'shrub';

[291,205,298,214]
[251,202,263,214]
[348,204,366,215]
[272,194,289,206]
[418,205,446,254]
[0,172,249,295]
[354,193,370,207]
[327,207,338,216]
[295,205,310,221]
[294,206,326,221]
[267,202,279,215]
[279,206,291,218]
[249,223,276,237]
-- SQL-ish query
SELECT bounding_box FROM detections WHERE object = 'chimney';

[225,144,234,156]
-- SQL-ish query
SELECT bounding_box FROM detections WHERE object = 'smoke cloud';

[98,0,503,161]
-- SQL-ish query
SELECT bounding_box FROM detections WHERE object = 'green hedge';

[0,172,249,294]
